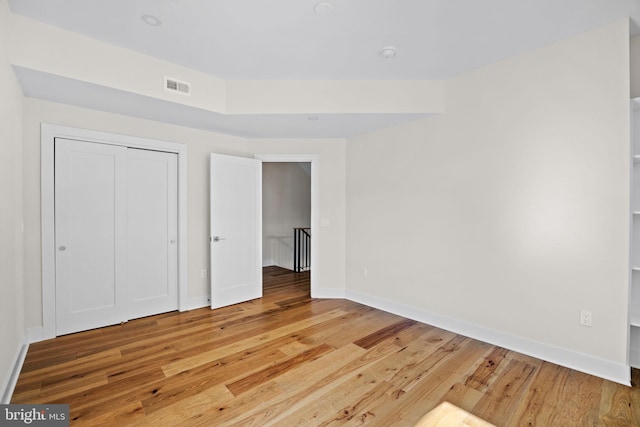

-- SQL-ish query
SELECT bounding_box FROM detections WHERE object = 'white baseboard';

[312,288,346,299]
[262,259,275,267]
[345,289,631,386]
[1,335,29,404]
[185,295,210,311]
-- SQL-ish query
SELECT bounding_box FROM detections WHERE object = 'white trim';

[0,335,29,404]
[41,124,189,338]
[313,289,346,299]
[262,259,275,267]
[186,295,211,311]
[345,289,631,386]
[254,154,320,298]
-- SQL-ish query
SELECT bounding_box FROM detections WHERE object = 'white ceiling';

[9,0,640,80]
[8,0,640,137]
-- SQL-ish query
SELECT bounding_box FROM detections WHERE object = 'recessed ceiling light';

[141,14,162,26]
[314,2,334,16]
[380,46,397,59]
[307,116,320,121]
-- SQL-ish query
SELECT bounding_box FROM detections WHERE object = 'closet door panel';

[54,138,128,335]
[127,148,178,319]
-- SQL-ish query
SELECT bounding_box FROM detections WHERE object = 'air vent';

[164,76,191,95]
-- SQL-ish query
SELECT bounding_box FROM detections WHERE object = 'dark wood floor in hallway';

[11,266,640,426]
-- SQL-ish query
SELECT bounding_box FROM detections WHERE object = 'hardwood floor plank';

[471,359,538,425]
[391,323,436,348]
[141,346,288,414]
[188,345,367,427]
[507,361,579,426]
[438,382,485,414]
[53,369,168,422]
[464,347,509,392]
[226,344,334,396]
[345,335,484,426]
[599,373,640,426]
[231,341,405,427]
[269,364,397,426]
[388,335,473,392]
[20,350,78,373]
[18,348,122,380]
[353,319,417,350]
[165,299,344,357]
[72,400,146,427]
[373,339,491,426]
[128,384,236,427]
[161,308,346,377]
[11,266,640,426]
[318,380,397,426]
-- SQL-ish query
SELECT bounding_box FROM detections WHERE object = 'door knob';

[59,246,66,251]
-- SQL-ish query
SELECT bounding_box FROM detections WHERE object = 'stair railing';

[293,227,311,272]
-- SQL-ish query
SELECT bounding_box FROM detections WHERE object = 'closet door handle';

[58,246,66,251]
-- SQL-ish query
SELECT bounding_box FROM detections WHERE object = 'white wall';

[0,0,25,401]
[249,138,347,296]
[262,163,311,269]
[225,80,444,114]
[346,20,631,382]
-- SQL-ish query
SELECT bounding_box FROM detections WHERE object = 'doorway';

[262,162,311,272]
[254,154,319,297]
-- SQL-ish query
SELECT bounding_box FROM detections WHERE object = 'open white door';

[210,154,262,309]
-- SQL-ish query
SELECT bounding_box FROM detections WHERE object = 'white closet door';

[127,148,178,319]
[55,138,128,335]
[210,154,262,309]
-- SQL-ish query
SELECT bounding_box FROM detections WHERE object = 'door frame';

[254,154,319,297]
[41,124,188,340]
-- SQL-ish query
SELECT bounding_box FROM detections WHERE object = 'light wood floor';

[12,266,640,426]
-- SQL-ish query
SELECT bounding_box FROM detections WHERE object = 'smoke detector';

[141,14,162,26]
[380,46,397,59]
[314,2,334,16]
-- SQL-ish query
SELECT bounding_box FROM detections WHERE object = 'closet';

[54,138,178,335]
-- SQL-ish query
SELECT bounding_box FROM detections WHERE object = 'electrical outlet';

[580,310,592,327]
[201,269,207,279]
[361,267,368,278]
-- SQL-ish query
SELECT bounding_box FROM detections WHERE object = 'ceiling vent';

[164,76,190,95]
